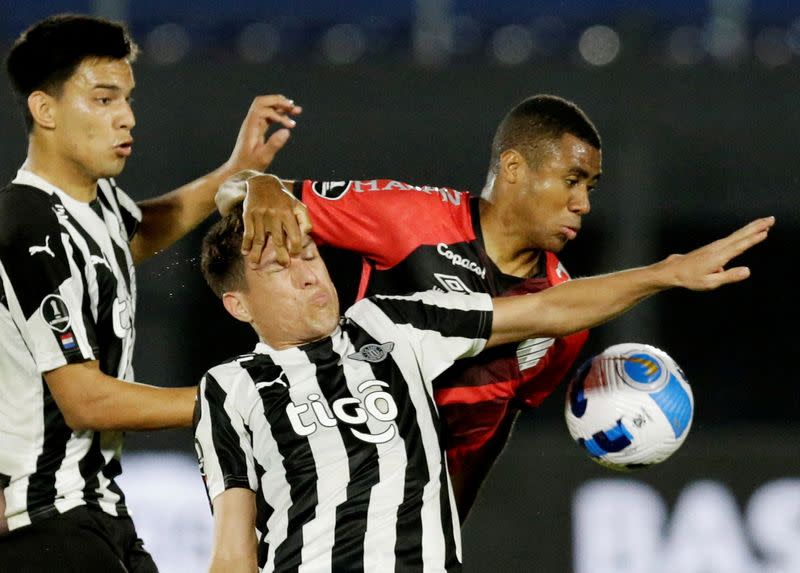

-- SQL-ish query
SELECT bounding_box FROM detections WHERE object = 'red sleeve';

[297,179,476,269]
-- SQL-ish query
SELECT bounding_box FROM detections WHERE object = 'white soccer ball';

[564,342,694,471]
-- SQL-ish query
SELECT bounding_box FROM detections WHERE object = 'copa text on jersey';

[285,380,399,444]
[436,243,486,279]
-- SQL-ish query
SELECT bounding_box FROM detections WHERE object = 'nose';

[569,185,591,216]
[290,258,319,288]
[117,100,135,131]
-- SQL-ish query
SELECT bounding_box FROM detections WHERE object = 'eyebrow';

[568,167,601,181]
[92,84,136,95]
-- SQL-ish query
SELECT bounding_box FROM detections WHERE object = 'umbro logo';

[433,273,472,294]
[348,342,395,363]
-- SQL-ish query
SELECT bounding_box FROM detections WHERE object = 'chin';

[100,159,127,178]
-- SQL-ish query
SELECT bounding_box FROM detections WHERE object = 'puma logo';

[90,255,111,271]
[29,236,55,258]
[255,377,288,390]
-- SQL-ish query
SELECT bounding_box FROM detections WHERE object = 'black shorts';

[0,506,158,572]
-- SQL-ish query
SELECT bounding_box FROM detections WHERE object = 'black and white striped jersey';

[194,290,493,573]
[0,169,140,531]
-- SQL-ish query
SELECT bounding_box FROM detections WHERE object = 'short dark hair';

[201,205,248,298]
[5,13,139,131]
[488,94,601,174]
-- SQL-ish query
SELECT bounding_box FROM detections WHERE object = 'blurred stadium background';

[2,1,799,571]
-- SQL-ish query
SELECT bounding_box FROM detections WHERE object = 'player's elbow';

[60,404,108,432]
[60,409,92,432]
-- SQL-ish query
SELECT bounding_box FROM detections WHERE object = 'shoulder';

[0,184,62,247]
[350,290,492,323]
[203,352,285,389]
[203,354,254,383]
[301,179,470,209]
[0,182,58,218]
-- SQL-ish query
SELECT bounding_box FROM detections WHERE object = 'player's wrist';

[216,170,261,215]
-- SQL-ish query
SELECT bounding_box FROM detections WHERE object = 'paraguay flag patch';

[59,332,77,350]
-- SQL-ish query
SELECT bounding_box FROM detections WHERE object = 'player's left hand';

[224,95,302,173]
[657,215,775,290]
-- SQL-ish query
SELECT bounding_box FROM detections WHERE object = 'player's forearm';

[75,380,197,431]
[208,553,257,573]
[209,488,258,572]
[131,164,246,262]
[45,363,196,431]
[488,263,671,347]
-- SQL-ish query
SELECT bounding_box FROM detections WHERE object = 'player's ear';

[498,149,525,185]
[222,292,252,323]
[28,91,57,130]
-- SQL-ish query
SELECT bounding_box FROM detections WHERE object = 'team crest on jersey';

[311,181,352,200]
[348,342,395,363]
[40,294,71,333]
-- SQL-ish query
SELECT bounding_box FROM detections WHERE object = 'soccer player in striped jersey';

[0,14,300,572]
[195,202,771,573]
[216,96,600,522]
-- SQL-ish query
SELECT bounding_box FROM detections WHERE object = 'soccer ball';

[564,342,694,471]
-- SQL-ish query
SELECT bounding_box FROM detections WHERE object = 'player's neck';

[479,198,542,278]
[24,141,98,203]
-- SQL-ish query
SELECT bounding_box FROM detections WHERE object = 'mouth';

[311,290,330,306]
[114,140,133,158]
[561,225,579,240]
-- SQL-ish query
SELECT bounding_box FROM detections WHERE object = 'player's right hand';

[231,172,312,268]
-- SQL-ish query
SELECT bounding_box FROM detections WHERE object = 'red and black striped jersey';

[293,179,588,473]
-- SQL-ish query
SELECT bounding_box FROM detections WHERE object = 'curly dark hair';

[201,204,248,298]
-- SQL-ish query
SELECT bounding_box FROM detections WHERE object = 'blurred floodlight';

[321,24,367,65]
[491,25,534,65]
[578,25,621,66]
[705,16,747,62]
[237,22,281,63]
[753,28,792,67]
[144,23,191,65]
[786,18,800,55]
[667,25,706,66]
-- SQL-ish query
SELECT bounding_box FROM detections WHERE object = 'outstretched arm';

[488,216,774,347]
[44,361,196,430]
[130,95,302,263]
[208,488,258,573]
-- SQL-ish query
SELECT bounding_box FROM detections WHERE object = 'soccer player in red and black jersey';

[217,95,603,520]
